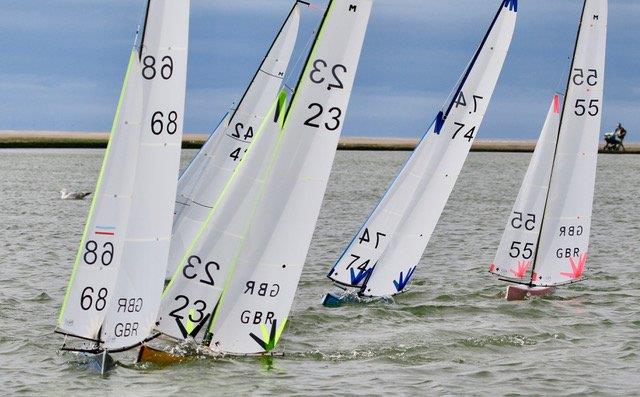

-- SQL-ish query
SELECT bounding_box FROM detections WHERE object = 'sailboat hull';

[136,345,192,366]
[505,285,556,301]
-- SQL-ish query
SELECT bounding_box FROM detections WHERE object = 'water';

[0,149,638,395]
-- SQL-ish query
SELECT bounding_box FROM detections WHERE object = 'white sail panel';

[533,0,607,286]
[490,95,561,282]
[208,0,372,354]
[156,97,286,342]
[174,113,230,222]
[165,4,301,278]
[57,52,143,340]
[331,0,517,297]
[101,0,190,350]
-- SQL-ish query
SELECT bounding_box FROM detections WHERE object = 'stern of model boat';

[136,345,193,366]
[505,284,556,301]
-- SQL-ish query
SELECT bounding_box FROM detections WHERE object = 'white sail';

[490,94,561,282]
[165,2,302,279]
[328,0,517,297]
[156,93,287,342]
[57,51,143,341]
[174,112,231,222]
[98,0,190,350]
[207,0,372,354]
[531,0,607,286]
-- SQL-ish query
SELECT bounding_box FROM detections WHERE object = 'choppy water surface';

[0,149,639,395]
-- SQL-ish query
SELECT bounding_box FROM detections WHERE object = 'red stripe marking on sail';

[95,231,115,236]
[553,95,560,114]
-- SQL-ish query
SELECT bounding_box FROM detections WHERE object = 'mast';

[230,0,310,123]
[138,0,152,60]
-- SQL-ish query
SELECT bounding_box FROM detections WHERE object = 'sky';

[0,0,638,140]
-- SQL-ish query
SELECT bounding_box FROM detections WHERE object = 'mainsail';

[492,0,607,287]
[207,0,372,354]
[57,0,190,351]
[327,0,517,297]
[156,0,372,354]
[165,1,303,279]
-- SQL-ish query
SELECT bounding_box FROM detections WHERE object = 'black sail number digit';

[511,212,536,231]
[80,287,108,311]
[232,123,254,141]
[452,122,476,142]
[304,103,323,128]
[304,103,343,131]
[182,255,220,287]
[309,59,347,90]
[310,59,328,84]
[573,68,598,86]
[151,111,179,135]
[142,55,174,80]
[326,107,342,131]
[574,99,599,117]
[329,64,347,90]
[84,240,114,266]
[169,295,207,323]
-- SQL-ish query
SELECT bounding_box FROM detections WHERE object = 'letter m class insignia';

[349,4,357,12]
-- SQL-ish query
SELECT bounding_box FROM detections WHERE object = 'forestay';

[206,0,372,354]
[328,0,517,297]
[165,2,302,279]
[489,95,561,282]
[530,0,607,286]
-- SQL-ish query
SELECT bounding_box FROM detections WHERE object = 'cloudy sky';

[0,0,637,140]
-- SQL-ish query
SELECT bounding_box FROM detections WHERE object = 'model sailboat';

[139,0,372,360]
[324,0,517,305]
[490,0,607,301]
[168,1,306,279]
[56,0,190,373]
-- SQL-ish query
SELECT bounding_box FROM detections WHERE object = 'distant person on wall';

[604,122,627,151]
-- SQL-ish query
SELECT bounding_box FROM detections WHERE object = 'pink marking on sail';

[531,272,539,281]
[553,94,560,114]
[509,260,531,279]
[489,263,496,273]
[560,253,588,279]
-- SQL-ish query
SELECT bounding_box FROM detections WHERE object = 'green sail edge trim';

[162,94,284,298]
[57,50,139,326]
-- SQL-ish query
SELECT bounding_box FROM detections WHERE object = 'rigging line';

[138,0,152,59]
[283,0,334,124]
[528,0,588,287]
[229,1,307,123]
[283,22,320,91]
[442,1,507,120]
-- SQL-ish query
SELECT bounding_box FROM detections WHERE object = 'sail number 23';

[304,59,347,131]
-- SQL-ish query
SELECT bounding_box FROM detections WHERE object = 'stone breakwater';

[1,131,638,153]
